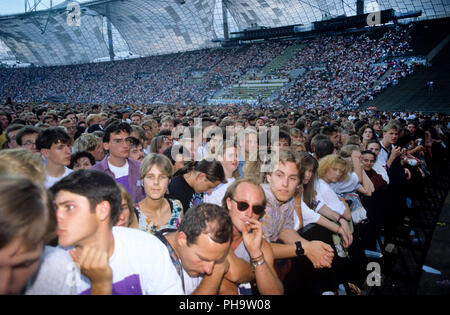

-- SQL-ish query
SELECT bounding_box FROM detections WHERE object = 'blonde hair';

[0,173,54,250]
[317,154,351,182]
[0,148,46,185]
[140,153,174,179]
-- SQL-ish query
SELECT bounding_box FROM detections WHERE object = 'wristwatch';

[295,241,305,256]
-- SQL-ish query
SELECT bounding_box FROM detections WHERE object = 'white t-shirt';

[108,160,129,178]
[316,179,346,215]
[182,268,203,295]
[44,167,73,189]
[26,246,77,295]
[293,197,321,230]
[203,178,235,206]
[27,227,184,295]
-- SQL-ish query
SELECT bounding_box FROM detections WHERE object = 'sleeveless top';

[135,198,183,235]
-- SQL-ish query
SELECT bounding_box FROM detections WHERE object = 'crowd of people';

[0,24,420,109]
[0,101,448,295]
[274,25,416,109]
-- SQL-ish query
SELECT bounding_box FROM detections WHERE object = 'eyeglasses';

[111,137,133,145]
[230,197,265,215]
[23,141,36,147]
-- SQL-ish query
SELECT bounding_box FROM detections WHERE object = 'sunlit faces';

[116,199,131,227]
[218,147,238,175]
[328,132,340,148]
[324,164,345,183]
[267,161,300,203]
[54,190,99,248]
[362,128,373,141]
[143,165,170,200]
[226,182,264,233]
[62,122,76,137]
[0,237,43,294]
[158,137,173,154]
[383,129,398,146]
[104,131,131,160]
[90,143,105,162]
[372,120,382,132]
[129,144,145,162]
[6,129,20,149]
[303,165,314,185]
[41,141,71,166]
[160,121,174,132]
[73,157,94,170]
[177,232,229,278]
[360,153,376,171]
[20,133,38,153]
[131,116,142,125]
[367,142,381,156]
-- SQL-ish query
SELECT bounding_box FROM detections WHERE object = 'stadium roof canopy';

[0,0,449,66]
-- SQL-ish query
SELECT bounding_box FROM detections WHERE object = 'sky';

[0,0,90,16]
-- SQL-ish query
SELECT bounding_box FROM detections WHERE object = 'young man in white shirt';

[35,127,73,189]
[92,121,145,203]
[44,169,183,295]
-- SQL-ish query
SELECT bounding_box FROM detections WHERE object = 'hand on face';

[69,246,112,292]
[242,217,263,258]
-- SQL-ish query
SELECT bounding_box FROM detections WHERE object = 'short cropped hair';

[73,132,102,152]
[16,126,40,146]
[35,127,72,151]
[103,121,131,143]
[50,170,121,226]
[178,203,232,246]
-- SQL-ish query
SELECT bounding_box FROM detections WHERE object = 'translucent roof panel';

[89,0,219,56]
[0,7,109,66]
[0,0,449,66]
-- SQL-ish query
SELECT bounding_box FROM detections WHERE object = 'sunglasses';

[230,197,265,215]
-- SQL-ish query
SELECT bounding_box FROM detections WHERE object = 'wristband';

[337,215,345,223]
[251,254,266,270]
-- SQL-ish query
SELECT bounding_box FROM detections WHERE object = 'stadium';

[0,0,449,297]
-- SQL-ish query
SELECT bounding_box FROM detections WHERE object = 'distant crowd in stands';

[0,24,419,109]
[0,100,448,295]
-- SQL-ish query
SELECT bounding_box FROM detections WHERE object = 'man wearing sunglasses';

[92,121,145,203]
[222,178,284,295]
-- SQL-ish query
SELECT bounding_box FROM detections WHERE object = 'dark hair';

[299,152,319,210]
[35,127,72,150]
[69,151,96,169]
[103,121,131,143]
[128,136,142,148]
[50,170,121,225]
[162,145,189,165]
[366,139,381,148]
[320,124,338,136]
[315,139,335,159]
[178,203,232,246]
[361,150,377,159]
[278,129,291,146]
[156,129,172,137]
[15,126,40,146]
[173,159,226,184]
